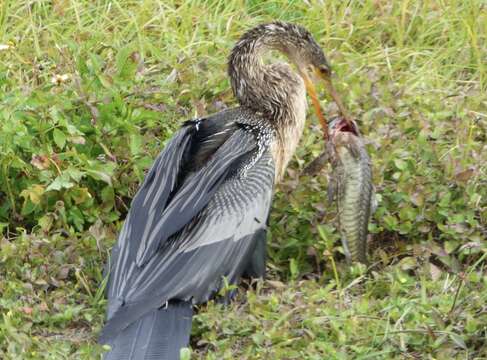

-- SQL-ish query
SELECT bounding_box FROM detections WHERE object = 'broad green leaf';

[394,159,407,171]
[130,133,142,155]
[65,167,85,182]
[19,184,45,205]
[53,128,66,149]
[101,186,115,211]
[46,174,75,192]
[85,169,112,185]
[70,187,92,204]
[21,198,36,215]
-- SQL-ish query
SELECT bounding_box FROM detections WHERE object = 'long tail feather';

[103,301,193,360]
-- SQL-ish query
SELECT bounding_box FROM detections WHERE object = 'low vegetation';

[0,0,485,359]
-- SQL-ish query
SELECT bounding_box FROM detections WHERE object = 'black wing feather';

[102,119,275,342]
[135,126,257,266]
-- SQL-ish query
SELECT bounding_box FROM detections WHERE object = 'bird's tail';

[103,301,193,360]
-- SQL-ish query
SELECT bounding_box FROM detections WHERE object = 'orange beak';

[318,71,352,124]
[301,71,329,141]
[300,67,352,142]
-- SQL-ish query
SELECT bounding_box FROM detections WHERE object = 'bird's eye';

[318,65,331,76]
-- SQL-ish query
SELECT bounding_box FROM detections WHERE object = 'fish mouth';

[330,117,359,138]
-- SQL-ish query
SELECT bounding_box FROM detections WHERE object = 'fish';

[304,117,375,264]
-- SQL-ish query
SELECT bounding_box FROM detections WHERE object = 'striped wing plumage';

[101,119,275,342]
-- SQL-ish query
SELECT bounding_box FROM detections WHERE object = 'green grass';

[0,0,486,359]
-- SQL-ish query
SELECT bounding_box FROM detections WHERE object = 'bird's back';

[101,106,276,359]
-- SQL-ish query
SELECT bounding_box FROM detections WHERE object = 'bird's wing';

[101,125,275,341]
[134,125,257,267]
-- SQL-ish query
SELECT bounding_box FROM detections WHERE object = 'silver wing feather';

[101,123,275,342]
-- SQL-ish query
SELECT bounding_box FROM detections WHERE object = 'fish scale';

[334,136,373,264]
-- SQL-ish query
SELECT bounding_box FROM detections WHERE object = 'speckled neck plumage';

[228,22,309,182]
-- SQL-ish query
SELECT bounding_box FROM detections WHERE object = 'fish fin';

[302,150,329,176]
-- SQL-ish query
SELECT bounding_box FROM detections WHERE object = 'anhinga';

[100,22,347,359]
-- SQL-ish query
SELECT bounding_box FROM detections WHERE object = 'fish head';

[328,116,360,138]
[328,116,363,159]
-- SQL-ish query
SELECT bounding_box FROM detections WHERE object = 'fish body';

[327,119,374,264]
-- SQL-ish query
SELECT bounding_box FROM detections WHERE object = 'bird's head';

[229,21,350,137]
[266,22,350,138]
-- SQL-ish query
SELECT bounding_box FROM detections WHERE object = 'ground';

[0,1,486,359]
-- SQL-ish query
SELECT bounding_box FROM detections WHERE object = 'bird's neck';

[269,78,306,182]
[228,28,307,182]
[229,28,297,118]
